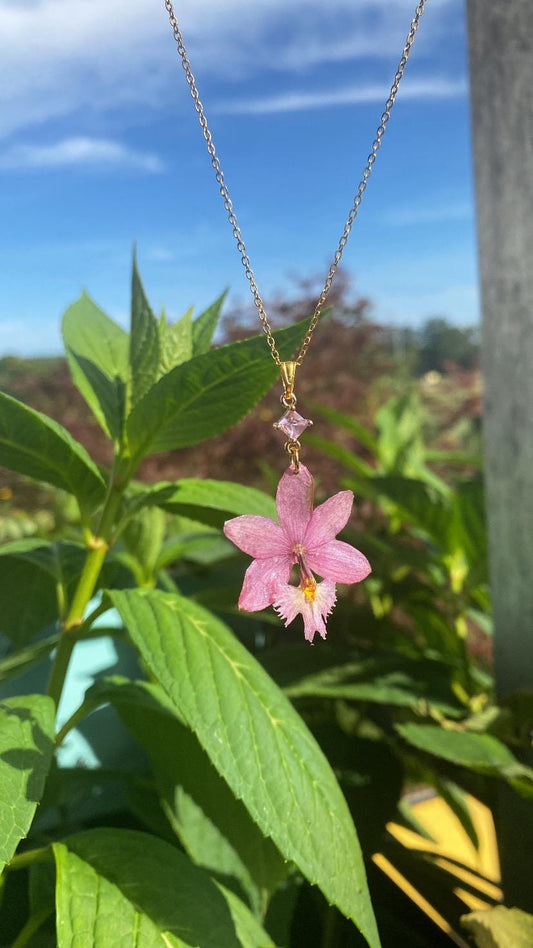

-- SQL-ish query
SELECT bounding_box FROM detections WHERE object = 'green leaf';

[370,475,451,546]
[87,677,287,914]
[309,403,378,454]
[62,292,129,380]
[403,601,464,660]
[126,316,317,459]
[133,477,276,527]
[461,906,533,948]
[192,292,227,355]
[375,392,423,472]
[156,528,232,569]
[0,634,59,684]
[0,542,60,647]
[108,588,380,948]
[70,351,127,443]
[425,449,481,468]
[0,695,55,873]
[396,722,533,791]
[0,540,132,647]
[306,434,373,478]
[284,654,465,718]
[221,884,277,947]
[62,292,129,440]
[0,539,86,647]
[260,646,465,718]
[123,506,167,585]
[374,394,451,494]
[314,728,403,856]
[159,308,193,376]
[54,828,274,947]
[0,393,106,516]
[451,478,487,576]
[434,777,479,850]
[129,256,160,408]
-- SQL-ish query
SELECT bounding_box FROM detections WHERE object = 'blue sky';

[0,0,478,356]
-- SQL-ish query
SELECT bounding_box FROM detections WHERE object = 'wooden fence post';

[466,0,533,910]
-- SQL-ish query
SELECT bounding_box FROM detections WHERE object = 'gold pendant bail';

[280,360,298,404]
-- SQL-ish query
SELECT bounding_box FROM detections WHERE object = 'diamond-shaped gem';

[274,409,312,440]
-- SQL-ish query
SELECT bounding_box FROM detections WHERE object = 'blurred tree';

[415,318,480,375]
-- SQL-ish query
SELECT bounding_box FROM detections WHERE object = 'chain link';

[164,0,426,366]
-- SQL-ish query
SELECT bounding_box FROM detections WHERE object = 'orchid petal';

[224,515,288,557]
[276,463,314,546]
[274,580,337,643]
[306,581,337,642]
[304,490,354,549]
[272,584,302,626]
[238,554,292,612]
[307,539,371,584]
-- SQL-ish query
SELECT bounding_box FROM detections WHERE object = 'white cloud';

[217,77,467,115]
[0,137,164,172]
[0,0,456,139]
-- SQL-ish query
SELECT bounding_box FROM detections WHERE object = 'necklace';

[164,1,427,642]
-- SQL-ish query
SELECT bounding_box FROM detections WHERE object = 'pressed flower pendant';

[223,363,371,643]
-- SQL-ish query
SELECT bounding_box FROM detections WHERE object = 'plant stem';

[46,483,124,707]
[64,541,109,631]
[321,905,338,948]
[74,599,112,638]
[11,909,52,948]
[54,699,94,747]
[46,633,76,708]
[7,846,50,872]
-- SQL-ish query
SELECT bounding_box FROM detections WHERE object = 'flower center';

[301,577,317,602]
[293,544,317,600]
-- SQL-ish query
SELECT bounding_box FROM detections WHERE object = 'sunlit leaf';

[129,256,160,408]
[396,722,533,795]
[159,307,193,376]
[192,292,227,356]
[461,905,533,948]
[0,393,105,516]
[132,477,276,527]
[62,292,129,440]
[126,316,318,459]
[0,695,55,873]
[86,676,287,914]
[54,829,273,947]
[107,588,380,948]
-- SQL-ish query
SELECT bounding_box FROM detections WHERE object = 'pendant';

[223,363,371,643]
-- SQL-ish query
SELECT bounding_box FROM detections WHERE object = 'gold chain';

[164,0,427,366]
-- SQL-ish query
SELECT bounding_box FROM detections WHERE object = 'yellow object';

[373,794,501,946]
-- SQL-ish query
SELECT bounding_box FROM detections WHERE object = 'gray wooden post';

[466,0,533,910]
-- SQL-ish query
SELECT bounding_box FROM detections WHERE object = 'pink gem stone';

[274,409,311,440]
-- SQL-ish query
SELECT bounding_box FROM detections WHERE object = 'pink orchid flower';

[223,464,371,642]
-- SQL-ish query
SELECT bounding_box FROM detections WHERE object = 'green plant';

[1,265,531,947]
[0,257,381,948]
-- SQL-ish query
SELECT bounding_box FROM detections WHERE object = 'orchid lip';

[301,577,317,602]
